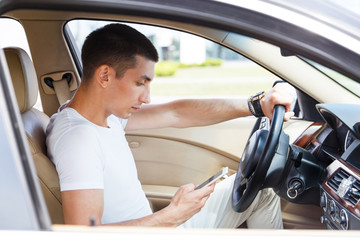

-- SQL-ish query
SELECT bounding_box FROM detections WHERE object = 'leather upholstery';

[4,47,38,113]
[4,47,64,224]
[26,132,64,224]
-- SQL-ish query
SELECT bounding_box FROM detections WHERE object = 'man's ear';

[96,65,112,88]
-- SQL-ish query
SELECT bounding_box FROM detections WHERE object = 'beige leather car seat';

[4,47,64,224]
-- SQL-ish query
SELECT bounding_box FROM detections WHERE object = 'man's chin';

[114,112,131,119]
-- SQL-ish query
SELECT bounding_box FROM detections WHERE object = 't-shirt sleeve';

[52,126,104,191]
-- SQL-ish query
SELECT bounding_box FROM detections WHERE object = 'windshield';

[329,0,360,17]
[301,57,360,97]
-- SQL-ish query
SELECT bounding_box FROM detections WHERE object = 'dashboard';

[293,104,360,230]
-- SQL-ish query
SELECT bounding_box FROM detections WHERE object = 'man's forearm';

[125,97,251,131]
[103,183,214,228]
[170,98,251,128]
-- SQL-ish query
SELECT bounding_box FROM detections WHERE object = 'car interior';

[2,3,360,231]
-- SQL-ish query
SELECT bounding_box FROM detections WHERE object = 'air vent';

[328,169,360,206]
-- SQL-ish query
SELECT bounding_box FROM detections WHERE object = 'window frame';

[0,48,51,230]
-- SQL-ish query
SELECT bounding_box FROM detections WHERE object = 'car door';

[0,47,51,230]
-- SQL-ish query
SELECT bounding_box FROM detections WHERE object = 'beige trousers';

[180,174,283,229]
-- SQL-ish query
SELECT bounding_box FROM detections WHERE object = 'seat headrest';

[4,47,38,113]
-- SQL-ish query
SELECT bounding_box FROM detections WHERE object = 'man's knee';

[255,188,280,210]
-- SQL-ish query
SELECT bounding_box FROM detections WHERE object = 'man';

[46,23,294,228]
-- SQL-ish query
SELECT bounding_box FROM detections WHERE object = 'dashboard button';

[340,209,348,230]
[329,200,336,220]
[320,192,328,212]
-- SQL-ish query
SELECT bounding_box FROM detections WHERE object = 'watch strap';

[248,91,265,118]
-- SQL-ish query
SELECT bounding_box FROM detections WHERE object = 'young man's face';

[107,55,155,119]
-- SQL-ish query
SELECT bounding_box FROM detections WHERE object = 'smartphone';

[195,167,228,190]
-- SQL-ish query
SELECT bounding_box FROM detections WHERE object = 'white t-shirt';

[46,107,152,224]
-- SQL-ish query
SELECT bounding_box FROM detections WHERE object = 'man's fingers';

[193,182,215,197]
[284,111,295,121]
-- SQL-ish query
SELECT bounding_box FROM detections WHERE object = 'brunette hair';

[81,23,158,81]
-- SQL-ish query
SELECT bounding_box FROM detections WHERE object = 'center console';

[320,160,360,229]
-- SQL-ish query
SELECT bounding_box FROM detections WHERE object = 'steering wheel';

[232,105,285,212]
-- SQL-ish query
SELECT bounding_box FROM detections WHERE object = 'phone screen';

[195,167,228,190]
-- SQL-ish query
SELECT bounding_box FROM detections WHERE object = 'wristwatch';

[248,91,265,118]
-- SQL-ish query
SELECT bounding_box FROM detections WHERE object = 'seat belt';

[42,72,74,106]
[52,78,71,105]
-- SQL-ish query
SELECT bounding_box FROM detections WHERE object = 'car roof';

[1,0,360,81]
[217,0,360,52]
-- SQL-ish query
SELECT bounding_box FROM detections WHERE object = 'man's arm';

[125,84,294,132]
[61,182,215,226]
[62,189,104,225]
[126,97,250,131]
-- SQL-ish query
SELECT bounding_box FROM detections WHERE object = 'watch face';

[252,91,265,101]
[250,91,265,117]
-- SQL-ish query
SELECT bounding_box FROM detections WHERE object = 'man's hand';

[260,84,295,121]
[61,183,215,227]
[160,183,215,227]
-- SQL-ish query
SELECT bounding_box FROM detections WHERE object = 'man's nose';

[140,87,151,104]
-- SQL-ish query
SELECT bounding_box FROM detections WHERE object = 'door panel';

[128,117,256,162]
[128,117,321,228]
[127,117,256,186]
[127,117,256,212]
[129,135,238,186]
[129,118,314,188]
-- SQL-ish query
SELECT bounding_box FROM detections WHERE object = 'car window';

[300,57,360,97]
[0,18,43,111]
[66,20,280,104]
[0,18,31,55]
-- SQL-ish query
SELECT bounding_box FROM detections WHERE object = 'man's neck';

[67,84,110,127]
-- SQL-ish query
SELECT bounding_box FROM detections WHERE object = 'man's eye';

[136,82,145,86]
